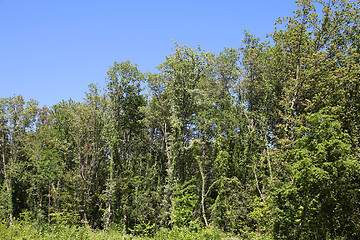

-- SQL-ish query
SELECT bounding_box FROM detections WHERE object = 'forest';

[1,0,360,239]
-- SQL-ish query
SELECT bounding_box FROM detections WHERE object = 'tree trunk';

[197,153,210,228]
[253,163,266,204]
[201,172,210,228]
[2,134,13,227]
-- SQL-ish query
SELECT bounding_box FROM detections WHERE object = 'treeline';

[1,0,360,239]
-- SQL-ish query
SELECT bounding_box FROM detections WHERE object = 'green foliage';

[0,221,239,240]
[273,112,360,239]
[150,226,231,240]
[0,181,12,220]
[0,1,359,239]
[170,180,199,228]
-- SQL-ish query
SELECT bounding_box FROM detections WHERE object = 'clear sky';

[0,0,298,107]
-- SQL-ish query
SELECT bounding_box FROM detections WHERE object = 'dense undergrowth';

[0,220,248,240]
[0,212,270,240]
[1,220,347,240]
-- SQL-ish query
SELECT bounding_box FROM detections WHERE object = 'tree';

[103,60,146,231]
[22,106,61,225]
[0,96,38,226]
[273,112,360,239]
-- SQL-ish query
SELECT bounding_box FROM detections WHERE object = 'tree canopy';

[1,1,359,239]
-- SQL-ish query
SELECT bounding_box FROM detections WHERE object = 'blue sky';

[0,0,298,107]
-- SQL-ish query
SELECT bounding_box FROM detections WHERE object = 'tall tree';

[0,96,38,226]
[103,60,146,231]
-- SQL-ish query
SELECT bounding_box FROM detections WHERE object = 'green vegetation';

[1,0,359,239]
[0,217,238,240]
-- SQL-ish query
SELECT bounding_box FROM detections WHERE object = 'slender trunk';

[51,183,59,212]
[104,199,111,231]
[265,133,273,183]
[2,136,8,186]
[201,172,210,228]
[104,152,114,231]
[197,154,210,228]
[83,197,89,228]
[83,187,91,228]
[163,120,174,226]
[84,212,89,228]
[253,163,266,203]
[122,214,127,234]
[164,121,171,165]
[2,134,13,227]
[48,182,51,227]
